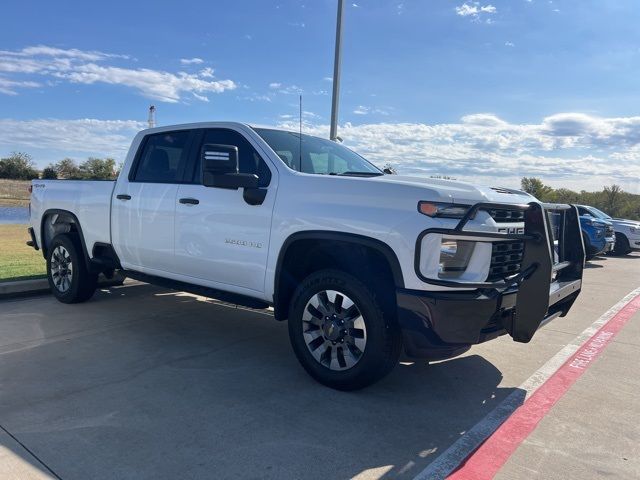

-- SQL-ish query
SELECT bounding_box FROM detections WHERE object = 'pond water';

[0,206,29,224]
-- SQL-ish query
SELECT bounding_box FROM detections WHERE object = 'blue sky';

[1,0,639,192]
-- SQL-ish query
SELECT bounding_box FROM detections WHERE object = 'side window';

[133,130,191,183]
[195,129,271,187]
[309,153,328,173]
[308,152,349,174]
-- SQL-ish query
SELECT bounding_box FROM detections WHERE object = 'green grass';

[0,179,31,207]
[0,224,46,281]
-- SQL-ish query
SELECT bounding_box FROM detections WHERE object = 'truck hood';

[371,174,534,205]
[612,218,640,228]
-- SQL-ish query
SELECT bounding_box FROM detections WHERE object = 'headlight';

[439,240,474,277]
[630,227,638,234]
[418,234,492,282]
[418,201,470,219]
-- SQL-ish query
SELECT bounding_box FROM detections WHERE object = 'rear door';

[173,127,276,293]
[112,129,193,273]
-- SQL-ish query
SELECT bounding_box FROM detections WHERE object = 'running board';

[123,270,271,311]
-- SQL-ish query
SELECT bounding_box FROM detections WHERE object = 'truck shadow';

[0,283,524,480]
[584,261,604,269]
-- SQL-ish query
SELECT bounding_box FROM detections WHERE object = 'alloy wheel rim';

[302,289,367,371]
[51,245,73,293]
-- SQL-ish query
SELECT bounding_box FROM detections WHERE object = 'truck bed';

[30,180,116,255]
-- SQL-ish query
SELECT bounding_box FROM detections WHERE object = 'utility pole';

[148,105,156,129]
[329,0,344,141]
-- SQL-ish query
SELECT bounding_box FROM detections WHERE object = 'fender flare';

[273,230,405,319]
[40,209,92,268]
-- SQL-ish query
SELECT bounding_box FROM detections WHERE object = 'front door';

[173,128,276,294]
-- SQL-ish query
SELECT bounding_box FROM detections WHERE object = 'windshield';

[587,206,612,220]
[253,128,382,176]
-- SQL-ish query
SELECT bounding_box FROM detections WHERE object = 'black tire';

[288,269,402,391]
[46,233,98,304]
[611,234,632,256]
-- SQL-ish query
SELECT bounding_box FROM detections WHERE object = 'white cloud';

[198,67,214,78]
[3,112,639,193]
[0,45,128,61]
[239,93,272,102]
[455,3,497,21]
[192,93,210,102]
[456,3,478,16]
[353,105,391,116]
[276,84,304,95]
[461,113,507,127]
[269,82,282,89]
[505,41,515,47]
[278,112,640,193]
[0,77,40,95]
[0,46,236,102]
[0,118,145,166]
[180,57,204,65]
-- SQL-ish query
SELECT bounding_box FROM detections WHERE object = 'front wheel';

[288,269,402,390]
[611,234,632,256]
[46,233,98,304]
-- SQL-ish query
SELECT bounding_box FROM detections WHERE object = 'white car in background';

[576,205,640,256]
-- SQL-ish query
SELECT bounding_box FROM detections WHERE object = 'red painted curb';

[448,294,640,480]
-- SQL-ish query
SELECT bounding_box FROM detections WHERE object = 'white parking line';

[413,286,640,480]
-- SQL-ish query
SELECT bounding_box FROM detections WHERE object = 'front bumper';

[398,280,581,359]
[603,236,616,253]
[400,202,584,359]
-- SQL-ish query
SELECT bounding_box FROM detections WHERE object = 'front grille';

[488,209,525,223]
[488,240,524,281]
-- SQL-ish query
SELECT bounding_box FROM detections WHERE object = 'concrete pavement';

[0,253,638,479]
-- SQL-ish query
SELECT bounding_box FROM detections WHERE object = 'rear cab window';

[131,130,192,183]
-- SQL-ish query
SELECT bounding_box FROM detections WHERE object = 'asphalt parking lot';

[1,254,639,480]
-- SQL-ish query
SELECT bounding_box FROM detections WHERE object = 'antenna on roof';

[148,105,156,128]
[299,95,303,171]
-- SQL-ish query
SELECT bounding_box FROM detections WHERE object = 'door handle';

[116,194,131,201]
[179,198,200,205]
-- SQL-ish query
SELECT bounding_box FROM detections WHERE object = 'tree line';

[0,152,119,181]
[521,177,640,221]
[2,151,638,220]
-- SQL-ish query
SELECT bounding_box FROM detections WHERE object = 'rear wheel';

[288,269,402,390]
[47,233,98,303]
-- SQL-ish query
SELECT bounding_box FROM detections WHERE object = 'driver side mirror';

[201,143,258,189]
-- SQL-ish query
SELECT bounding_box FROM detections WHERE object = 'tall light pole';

[329,0,344,141]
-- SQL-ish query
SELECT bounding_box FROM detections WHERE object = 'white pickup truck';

[28,122,585,390]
